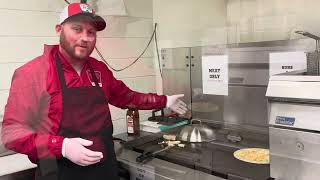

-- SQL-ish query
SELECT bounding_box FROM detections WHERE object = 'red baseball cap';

[59,3,106,31]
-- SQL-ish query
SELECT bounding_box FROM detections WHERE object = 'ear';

[55,24,62,35]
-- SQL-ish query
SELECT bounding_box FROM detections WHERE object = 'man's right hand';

[62,138,103,166]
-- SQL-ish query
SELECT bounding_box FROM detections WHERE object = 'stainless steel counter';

[115,131,227,180]
[117,148,225,180]
[116,128,271,180]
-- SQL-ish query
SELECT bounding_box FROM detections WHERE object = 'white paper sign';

[129,164,155,180]
[202,55,228,95]
[269,52,307,76]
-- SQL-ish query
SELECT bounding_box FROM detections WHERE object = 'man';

[1,3,187,180]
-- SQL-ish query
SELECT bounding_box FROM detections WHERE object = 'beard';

[59,29,95,61]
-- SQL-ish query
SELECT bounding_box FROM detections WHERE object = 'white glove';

[62,138,103,166]
[166,94,188,115]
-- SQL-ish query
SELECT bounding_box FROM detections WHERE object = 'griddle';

[124,126,272,180]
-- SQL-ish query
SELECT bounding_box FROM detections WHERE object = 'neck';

[58,46,85,67]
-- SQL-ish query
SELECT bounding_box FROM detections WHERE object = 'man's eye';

[72,27,81,32]
[88,31,96,35]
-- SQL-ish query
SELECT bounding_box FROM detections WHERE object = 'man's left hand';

[166,94,188,115]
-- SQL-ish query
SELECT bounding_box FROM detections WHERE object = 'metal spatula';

[136,145,173,163]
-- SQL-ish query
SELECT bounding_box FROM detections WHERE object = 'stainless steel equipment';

[178,119,216,142]
[124,127,270,180]
[137,39,313,179]
[295,31,320,75]
[121,39,316,180]
[162,39,314,133]
[267,72,320,180]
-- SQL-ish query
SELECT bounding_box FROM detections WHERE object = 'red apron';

[36,53,119,180]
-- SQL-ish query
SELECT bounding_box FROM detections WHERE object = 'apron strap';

[55,53,67,91]
[55,53,100,90]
